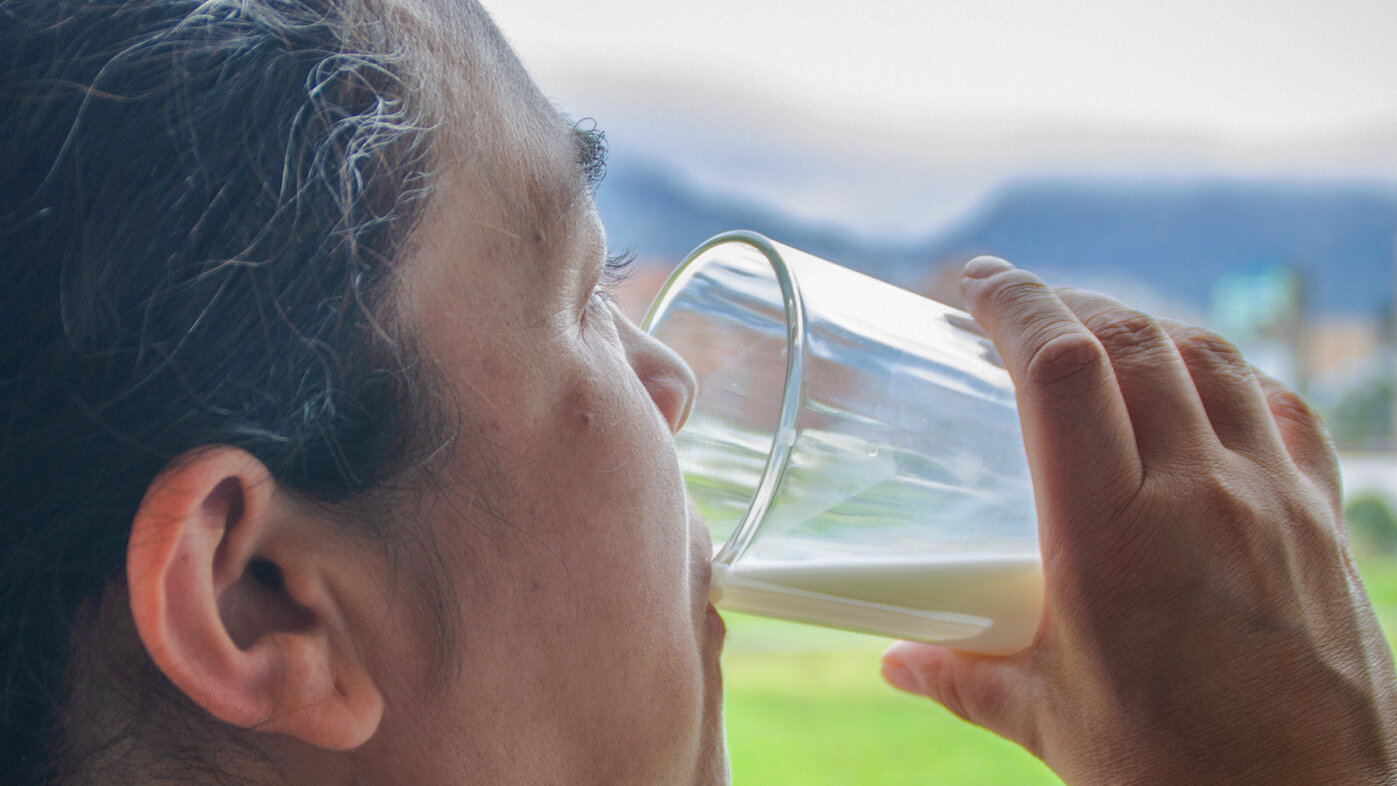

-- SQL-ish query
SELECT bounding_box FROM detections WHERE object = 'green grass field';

[720,554,1397,785]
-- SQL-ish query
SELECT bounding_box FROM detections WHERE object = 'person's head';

[0,1,721,783]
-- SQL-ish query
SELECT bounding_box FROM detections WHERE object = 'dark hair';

[0,0,442,780]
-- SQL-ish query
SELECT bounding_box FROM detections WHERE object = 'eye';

[588,249,638,310]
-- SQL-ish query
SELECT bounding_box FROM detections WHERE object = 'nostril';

[673,387,695,433]
[659,344,697,433]
[614,303,697,433]
[675,365,697,432]
[643,366,696,434]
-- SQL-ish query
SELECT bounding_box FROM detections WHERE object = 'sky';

[489,0,1397,144]
[484,1,1397,237]
[483,2,1395,440]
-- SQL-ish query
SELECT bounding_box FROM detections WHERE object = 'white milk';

[711,553,1043,655]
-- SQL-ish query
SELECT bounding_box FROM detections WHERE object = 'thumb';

[882,641,1039,753]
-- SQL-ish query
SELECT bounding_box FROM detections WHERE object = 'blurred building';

[1211,264,1307,392]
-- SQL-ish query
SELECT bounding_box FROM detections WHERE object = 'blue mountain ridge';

[594,162,1397,318]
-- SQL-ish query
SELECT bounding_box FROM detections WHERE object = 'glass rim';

[640,230,808,566]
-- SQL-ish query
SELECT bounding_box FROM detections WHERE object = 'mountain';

[593,160,926,275]
[595,163,1397,319]
[920,179,1397,317]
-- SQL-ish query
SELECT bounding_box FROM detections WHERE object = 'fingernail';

[963,256,1014,279]
[881,659,922,695]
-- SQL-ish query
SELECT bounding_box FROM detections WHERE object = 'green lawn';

[721,554,1397,785]
[721,614,1059,785]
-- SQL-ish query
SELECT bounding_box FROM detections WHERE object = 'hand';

[881,257,1397,784]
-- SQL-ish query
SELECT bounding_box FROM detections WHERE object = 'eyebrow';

[569,120,609,193]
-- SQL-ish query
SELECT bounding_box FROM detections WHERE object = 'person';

[0,1,1392,784]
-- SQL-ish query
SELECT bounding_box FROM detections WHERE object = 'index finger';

[959,258,1143,516]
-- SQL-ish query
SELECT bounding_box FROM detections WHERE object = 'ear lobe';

[127,446,383,750]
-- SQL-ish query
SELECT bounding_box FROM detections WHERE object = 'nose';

[612,304,697,433]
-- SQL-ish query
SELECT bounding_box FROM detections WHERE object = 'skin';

[883,258,1397,784]
[360,30,723,783]
[114,2,1397,783]
[125,4,722,783]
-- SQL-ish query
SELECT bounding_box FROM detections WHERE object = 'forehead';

[393,0,601,327]
[421,0,584,243]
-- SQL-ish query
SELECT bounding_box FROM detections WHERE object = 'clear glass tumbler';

[643,231,1042,654]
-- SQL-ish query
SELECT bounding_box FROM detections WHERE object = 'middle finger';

[1054,288,1218,470]
[1156,318,1290,464]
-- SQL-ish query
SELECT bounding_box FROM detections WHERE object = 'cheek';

[554,368,690,588]
[554,357,693,590]
[515,370,706,774]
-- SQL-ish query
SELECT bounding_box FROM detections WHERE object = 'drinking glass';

[643,231,1042,654]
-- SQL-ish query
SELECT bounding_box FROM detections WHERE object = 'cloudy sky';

[486,1,1397,236]
[489,0,1397,142]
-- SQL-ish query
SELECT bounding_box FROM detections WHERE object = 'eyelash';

[590,249,638,307]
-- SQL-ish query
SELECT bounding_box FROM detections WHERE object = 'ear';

[127,446,383,750]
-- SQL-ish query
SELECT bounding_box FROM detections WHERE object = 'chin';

[693,690,730,786]
[693,605,729,785]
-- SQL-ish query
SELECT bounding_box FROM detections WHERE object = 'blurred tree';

[1331,378,1395,450]
[1348,494,1397,556]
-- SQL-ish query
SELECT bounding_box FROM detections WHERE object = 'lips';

[706,603,727,641]
[695,544,726,645]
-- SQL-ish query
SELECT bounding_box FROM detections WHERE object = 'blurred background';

[491,1,1396,783]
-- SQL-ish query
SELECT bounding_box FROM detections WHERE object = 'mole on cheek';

[562,387,597,434]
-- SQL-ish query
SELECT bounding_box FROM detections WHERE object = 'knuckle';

[1313,430,1342,473]
[1257,375,1343,489]
[1174,328,1245,366]
[1024,331,1107,391]
[977,269,1050,313]
[1174,328,1254,383]
[1265,384,1321,428]
[1049,284,1093,304]
[1086,308,1170,362]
